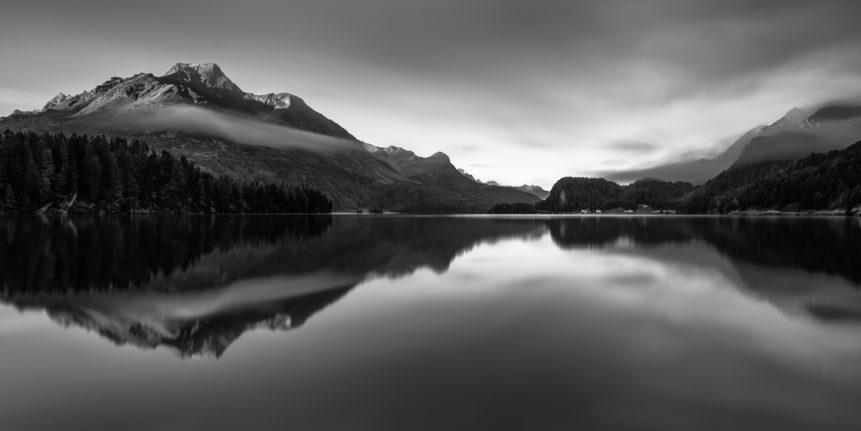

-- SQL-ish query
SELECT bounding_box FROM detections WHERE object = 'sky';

[3,0,861,187]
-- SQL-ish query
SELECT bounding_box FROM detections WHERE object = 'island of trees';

[0,130,332,214]
[489,178,696,214]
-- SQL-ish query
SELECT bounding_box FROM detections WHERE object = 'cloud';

[106,105,359,153]
[607,141,661,153]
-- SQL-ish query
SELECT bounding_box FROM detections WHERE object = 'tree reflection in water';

[2,215,860,358]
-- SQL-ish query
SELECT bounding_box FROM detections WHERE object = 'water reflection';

[1,215,860,359]
[0,215,545,357]
[546,216,861,283]
[5,215,861,431]
[547,216,861,325]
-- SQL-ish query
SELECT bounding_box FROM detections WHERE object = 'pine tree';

[0,184,15,212]
[851,185,861,210]
[124,174,140,211]
[20,156,40,209]
[197,177,212,213]
[30,139,54,203]
[102,152,123,204]
[50,144,69,197]
[79,143,101,202]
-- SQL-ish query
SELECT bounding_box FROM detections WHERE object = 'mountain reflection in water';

[5,215,861,431]
[1,215,861,359]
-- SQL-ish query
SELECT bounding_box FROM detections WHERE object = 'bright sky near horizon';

[2,0,861,188]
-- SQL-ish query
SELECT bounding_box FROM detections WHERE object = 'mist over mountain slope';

[605,105,861,184]
[0,62,537,212]
[731,107,861,167]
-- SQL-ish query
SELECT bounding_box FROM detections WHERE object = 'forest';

[0,130,332,214]
[684,141,861,214]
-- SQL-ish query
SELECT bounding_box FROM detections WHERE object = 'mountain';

[11,63,356,139]
[515,138,861,216]
[457,168,481,183]
[363,144,457,177]
[513,184,550,199]
[684,141,861,213]
[448,168,550,199]
[362,143,541,208]
[730,104,861,167]
[0,62,537,212]
[605,105,861,184]
[479,179,551,199]
[808,104,861,123]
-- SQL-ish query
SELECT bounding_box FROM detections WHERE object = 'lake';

[2,215,861,430]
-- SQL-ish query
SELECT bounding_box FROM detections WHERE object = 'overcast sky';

[3,0,861,187]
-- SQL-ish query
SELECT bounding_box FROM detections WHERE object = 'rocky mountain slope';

[452,168,549,199]
[363,143,540,207]
[0,62,536,212]
[512,184,550,199]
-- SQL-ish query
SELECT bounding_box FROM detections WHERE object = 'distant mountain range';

[605,104,861,184]
[453,167,550,198]
[0,62,537,212]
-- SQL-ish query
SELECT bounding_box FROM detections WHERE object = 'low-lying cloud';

[108,105,360,153]
[607,141,661,153]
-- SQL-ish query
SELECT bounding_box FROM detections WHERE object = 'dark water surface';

[2,215,861,431]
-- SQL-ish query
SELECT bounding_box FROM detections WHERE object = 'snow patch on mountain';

[363,143,419,160]
[249,92,292,109]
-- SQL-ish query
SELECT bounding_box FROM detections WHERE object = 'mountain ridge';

[0,62,538,212]
[604,105,860,184]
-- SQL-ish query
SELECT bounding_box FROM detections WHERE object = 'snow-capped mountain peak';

[163,62,242,93]
[9,61,355,140]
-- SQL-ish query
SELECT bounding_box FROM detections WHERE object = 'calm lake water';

[2,215,861,430]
